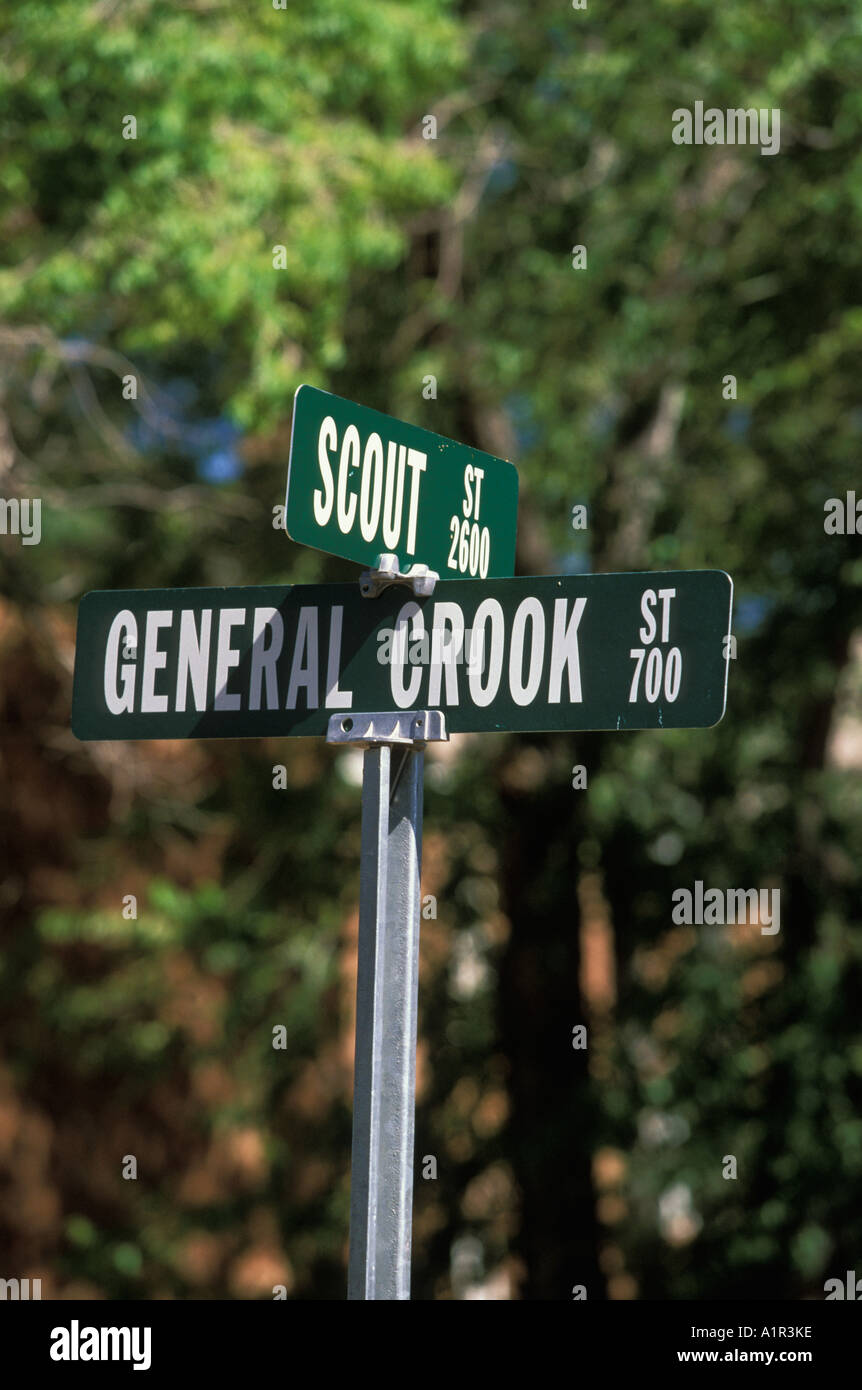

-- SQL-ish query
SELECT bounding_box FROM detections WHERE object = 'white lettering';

[249,607,284,711]
[657,588,676,642]
[359,433,384,543]
[509,597,545,706]
[176,610,212,712]
[468,598,505,707]
[463,465,474,518]
[104,611,137,715]
[325,606,353,708]
[428,602,464,705]
[313,416,337,525]
[391,602,425,708]
[548,597,586,702]
[336,424,360,535]
[214,608,246,711]
[639,589,657,644]
[140,611,173,713]
[404,448,427,555]
[286,607,320,709]
[382,443,407,549]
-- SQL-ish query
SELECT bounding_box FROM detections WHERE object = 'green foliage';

[0,1,459,425]
[1,0,860,1300]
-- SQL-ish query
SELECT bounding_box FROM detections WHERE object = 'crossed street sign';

[71,386,733,1301]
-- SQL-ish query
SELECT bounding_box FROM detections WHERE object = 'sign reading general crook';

[284,385,519,578]
[71,570,732,741]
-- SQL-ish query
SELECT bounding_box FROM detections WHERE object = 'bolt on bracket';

[326,710,448,748]
[359,553,438,599]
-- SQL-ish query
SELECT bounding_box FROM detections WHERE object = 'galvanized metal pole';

[327,711,447,1300]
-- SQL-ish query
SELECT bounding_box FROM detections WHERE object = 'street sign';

[72,570,732,741]
[284,385,519,577]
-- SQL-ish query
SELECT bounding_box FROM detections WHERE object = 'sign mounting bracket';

[359,553,439,599]
[326,709,447,749]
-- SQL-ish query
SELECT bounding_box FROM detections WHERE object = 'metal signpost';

[328,710,447,1300]
[71,388,733,1300]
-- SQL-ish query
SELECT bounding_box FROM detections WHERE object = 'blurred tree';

[0,0,466,1300]
[1,0,861,1302]
[404,0,862,1299]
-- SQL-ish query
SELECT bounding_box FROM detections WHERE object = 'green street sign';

[72,570,732,741]
[284,385,519,577]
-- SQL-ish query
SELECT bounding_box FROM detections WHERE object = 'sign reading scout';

[284,385,519,578]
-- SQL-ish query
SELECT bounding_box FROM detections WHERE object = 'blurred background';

[1,0,861,1300]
